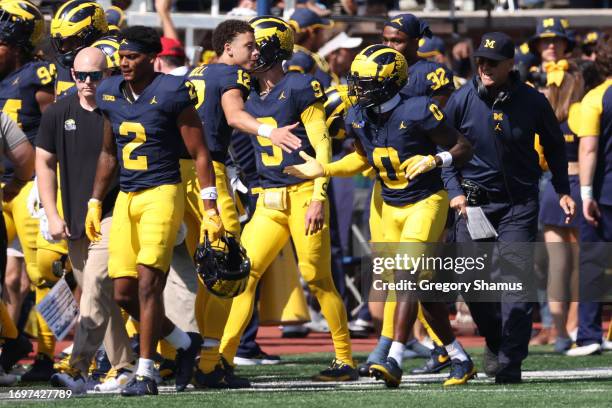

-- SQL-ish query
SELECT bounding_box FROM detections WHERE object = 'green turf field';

[3,346,612,407]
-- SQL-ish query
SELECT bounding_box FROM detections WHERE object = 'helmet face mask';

[51,35,88,67]
[347,74,397,109]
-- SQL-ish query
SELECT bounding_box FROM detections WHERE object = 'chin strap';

[372,94,401,114]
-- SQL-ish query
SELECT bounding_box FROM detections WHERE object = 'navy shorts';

[539,175,582,228]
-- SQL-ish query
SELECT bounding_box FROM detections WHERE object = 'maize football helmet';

[347,45,407,108]
[0,0,44,51]
[324,85,355,140]
[92,35,120,72]
[249,16,293,72]
[194,234,250,299]
[51,0,108,67]
[104,6,125,34]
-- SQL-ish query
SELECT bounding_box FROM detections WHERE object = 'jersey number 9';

[257,117,283,166]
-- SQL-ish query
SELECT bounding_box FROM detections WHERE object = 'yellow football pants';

[108,184,184,279]
[376,187,447,345]
[180,159,242,373]
[3,181,39,285]
[220,181,353,366]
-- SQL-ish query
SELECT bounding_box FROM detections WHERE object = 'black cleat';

[0,334,33,371]
[193,364,251,389]
[370,357,402,388]
[174,332,201,391]
[121,375,158,396]
[443,358,477,386]
[312,359,358,382]
[357,361,374,377]
[410,345,451,374]
[21,353,56,382]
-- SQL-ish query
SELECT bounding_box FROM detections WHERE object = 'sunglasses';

[74,71,104,82]
[475,58,500,67]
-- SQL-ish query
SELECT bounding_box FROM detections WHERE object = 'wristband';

[580,185,593,200]
[257,123,274,138]
[435,151,453,167]
[88,198,101,205]
[200,187,218,200]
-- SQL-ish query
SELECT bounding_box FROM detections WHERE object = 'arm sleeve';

[325,151,370,177]
[35,107,57,154]
[578,89,603,137]
[537,94,570,195]
[439,93,464,199]
[301,102,331,201]
[1,113,27,153]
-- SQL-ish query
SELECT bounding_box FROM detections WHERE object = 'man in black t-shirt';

[36,47,135,394]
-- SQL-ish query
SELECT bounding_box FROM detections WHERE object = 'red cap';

[158,37,186,58]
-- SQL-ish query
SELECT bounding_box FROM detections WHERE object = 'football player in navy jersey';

[0,0,60,381]
[50,0,109,99]
[185,19,303,388]
[383,14,455,106]
[87,26,220,396]
[345,13,457,377]
[285,45,475,387]
[219,16,357,382]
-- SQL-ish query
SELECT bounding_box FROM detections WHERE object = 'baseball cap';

[318,32,363,58]
[417,36,445,58]
[158,37,186,59]
[473,32,515,61]
[289,8,332,33]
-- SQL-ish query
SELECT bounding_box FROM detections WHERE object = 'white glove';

[38,213,59,243]
[27,177,41,218]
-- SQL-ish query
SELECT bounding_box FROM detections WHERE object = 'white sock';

[135,358,155,379]
[445,340,468,362]
[165,326,191,351]
[388,341,406,365]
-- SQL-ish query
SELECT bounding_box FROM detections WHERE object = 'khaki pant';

[68,217,134,373]
[163,242,198,333]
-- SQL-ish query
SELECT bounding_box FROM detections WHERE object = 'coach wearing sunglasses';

[441,33,575,384]
[36,47,135,392]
